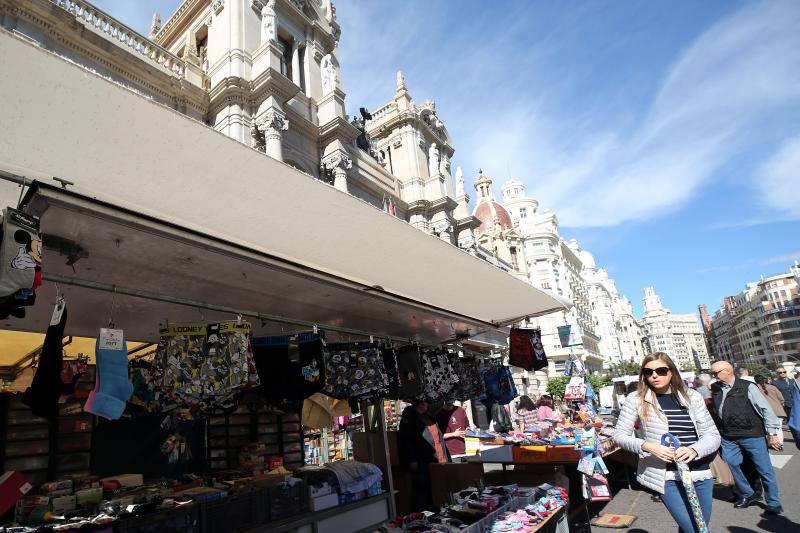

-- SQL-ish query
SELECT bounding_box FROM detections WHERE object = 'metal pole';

[42,273,415,344]
[376,398,397,518]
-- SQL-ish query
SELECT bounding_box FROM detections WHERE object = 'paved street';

[595,430,800,533]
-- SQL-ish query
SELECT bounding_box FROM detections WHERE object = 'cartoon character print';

[10,229,42,270]
[301,359,320,383]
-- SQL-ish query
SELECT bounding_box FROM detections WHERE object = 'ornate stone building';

[0,0,476,245]
[641,287,710,369]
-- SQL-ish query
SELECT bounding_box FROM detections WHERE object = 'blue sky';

[94,0,800,317]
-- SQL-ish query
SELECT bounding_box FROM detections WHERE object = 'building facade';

[1,0,480,247]
[704,265,800,366]
[640,287,710,369]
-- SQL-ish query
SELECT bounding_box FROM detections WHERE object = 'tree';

[744,363,772,379]
[546,375,607,400]
[680,362,697,373]
[607,360,640,378]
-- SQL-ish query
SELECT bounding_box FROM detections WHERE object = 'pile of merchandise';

[1,459,383,532]
[384,484,568,533]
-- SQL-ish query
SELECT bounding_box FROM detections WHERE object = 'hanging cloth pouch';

[483,365,517,405]
[0,207,41,298]
[395,345,425,400]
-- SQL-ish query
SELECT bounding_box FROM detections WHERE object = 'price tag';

[99,328,124,350]
[50,300,65,326]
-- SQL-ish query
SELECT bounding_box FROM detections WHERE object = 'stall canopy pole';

[376,398,397,519]
[43,273,417,344]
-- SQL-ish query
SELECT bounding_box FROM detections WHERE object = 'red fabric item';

[437,406,468,455]
[425,416,448,464]
[0,471,32,517]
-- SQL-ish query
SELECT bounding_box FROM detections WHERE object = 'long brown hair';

[636,352,687,421]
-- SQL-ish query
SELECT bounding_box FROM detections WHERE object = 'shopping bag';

[564,376,586,400]
[709,454,734,487]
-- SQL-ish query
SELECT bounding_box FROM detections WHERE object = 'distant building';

[703,265,800,365]
[640,287,710,369]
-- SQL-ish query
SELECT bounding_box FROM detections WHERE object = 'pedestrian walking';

[709,361,783,515]
[772,367,794,420]
[614,353,720,533]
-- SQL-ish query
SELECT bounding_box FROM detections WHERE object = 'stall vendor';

[436,401,469,456]
[398,399,447,512]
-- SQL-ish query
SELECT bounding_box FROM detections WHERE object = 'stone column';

[321,153,352,192]
[258,110,288,161]
[291,41,301,87]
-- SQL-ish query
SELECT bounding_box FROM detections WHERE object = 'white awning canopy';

[0,29,569,345]
[3,181,568,344]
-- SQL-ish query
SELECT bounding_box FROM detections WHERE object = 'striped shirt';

[657,394,710,471]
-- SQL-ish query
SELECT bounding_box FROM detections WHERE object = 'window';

[519,207,528,219]
[279,37,292,80]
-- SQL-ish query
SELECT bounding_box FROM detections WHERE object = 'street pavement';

[594,429,800,532]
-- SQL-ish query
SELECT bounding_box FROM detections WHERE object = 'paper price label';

[99,328,124,350]
[50,300,66,326]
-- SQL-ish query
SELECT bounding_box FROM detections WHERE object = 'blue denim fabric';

[659,478,713,533]
[721,436,782,507]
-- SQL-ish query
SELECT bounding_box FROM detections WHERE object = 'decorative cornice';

[212,0,224,14]
[321,152,352,172]
[155,0,209,46]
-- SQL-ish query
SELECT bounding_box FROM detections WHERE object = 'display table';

[242,492,391,533]
[458,495,568,533]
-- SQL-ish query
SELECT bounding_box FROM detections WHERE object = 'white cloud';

[757,136,800,219]
[339,0,800,227]
[762,251,800,266]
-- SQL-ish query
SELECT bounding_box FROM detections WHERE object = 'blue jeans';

[660,478,713,533]
[720,436,782,507]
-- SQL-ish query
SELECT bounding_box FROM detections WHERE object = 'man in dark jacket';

[772,367,794,419]
[398,399,447,512]
[710,361,783,515]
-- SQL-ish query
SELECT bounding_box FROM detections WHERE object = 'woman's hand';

[674,446,698,463]
[642,442,675,463]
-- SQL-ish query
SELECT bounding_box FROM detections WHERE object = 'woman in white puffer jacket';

[614,352,721,533]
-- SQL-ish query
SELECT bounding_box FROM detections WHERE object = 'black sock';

[23,304,67,421]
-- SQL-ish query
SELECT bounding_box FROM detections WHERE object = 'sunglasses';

[643,367,670,377]
[778,371,787,375]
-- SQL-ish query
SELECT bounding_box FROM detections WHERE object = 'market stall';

[0,176,570,532]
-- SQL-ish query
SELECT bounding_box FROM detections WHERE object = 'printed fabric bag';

[395,345,425,400]
[509,328,548,372]
[421,348,459,403]
[323,342,388,401]
[253,332,326,410]
[459,357,486,401]
[381,345,401,399]
[483,364,517,405]
[0,207,42,298]
[564,376,587,400]
[204,321,258,394]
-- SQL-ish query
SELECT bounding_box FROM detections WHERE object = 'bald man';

[710,361,783,515]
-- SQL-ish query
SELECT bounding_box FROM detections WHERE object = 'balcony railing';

[51,0,186,79]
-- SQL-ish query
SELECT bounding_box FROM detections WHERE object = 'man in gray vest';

[710,361,783,515]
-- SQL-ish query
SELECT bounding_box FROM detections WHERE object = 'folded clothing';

[323,460,382,495]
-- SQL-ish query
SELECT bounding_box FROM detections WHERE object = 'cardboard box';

[50,495,77,515]
[310,492,339,511]
[0,471,33,517]
[352,431,399,467]
[479,444,513,462]
[429,462,484,508]
[100,474,143,488]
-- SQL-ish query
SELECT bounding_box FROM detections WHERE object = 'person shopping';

[709,361,783,515]
[535,394,562,421]
[436,401,469,456]
[614,353,720,533]
[398,399,448,512]
[515,395,538,433]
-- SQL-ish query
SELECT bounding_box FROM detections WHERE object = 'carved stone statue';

[260,0,277,45]
[428,142,440,177]
[455,166,465,197]
[352,107,374,154]
[149,11,161,39]
[396,70,406,93]
[321,54,336,94]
